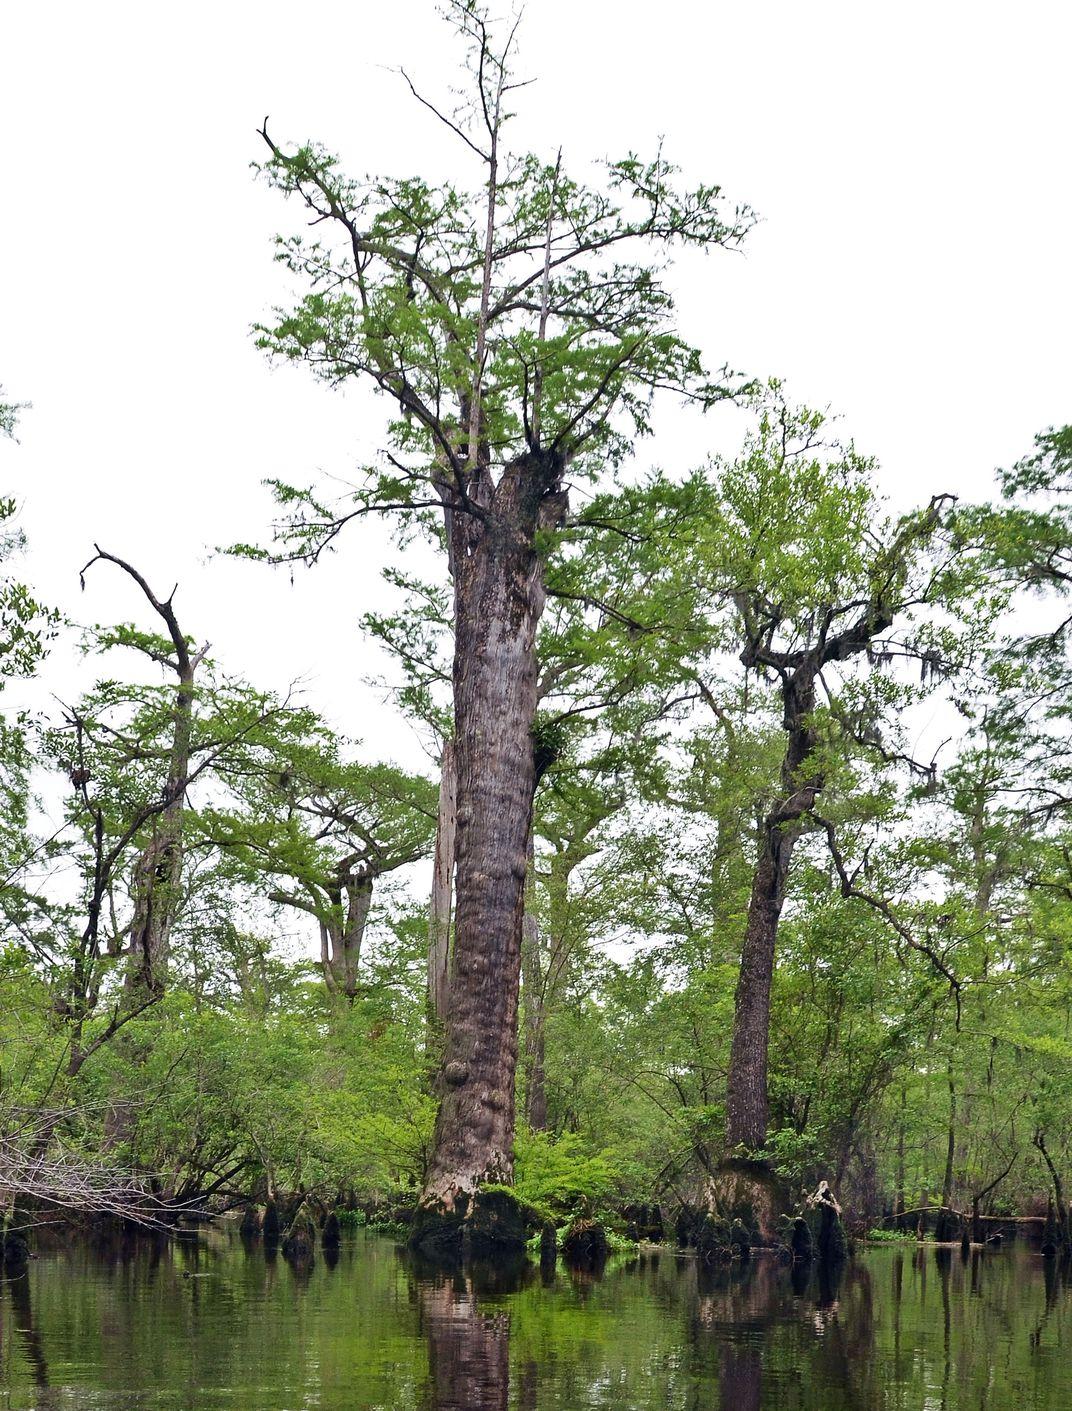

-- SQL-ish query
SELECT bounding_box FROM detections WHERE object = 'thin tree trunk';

[125,652,194,1000]
[895,1084,907,1225]
[724,663,819,1156]
[81,549,202,1005]
[725,823,798,1152]
[521,899,547,1132]
[1034,1131,1070,1252]
[428,739,456,1024]
[941,1067,956,1215]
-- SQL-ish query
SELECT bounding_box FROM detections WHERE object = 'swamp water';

[1,1233,1070,1409]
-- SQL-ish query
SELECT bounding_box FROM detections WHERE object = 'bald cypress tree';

[246,1,752,1247]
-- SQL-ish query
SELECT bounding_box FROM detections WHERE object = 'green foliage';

[513,1130,629,1217]
[3,5,1072,1250]
[0,497,57,684]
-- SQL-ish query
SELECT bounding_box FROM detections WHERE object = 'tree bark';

[419,452,564,1214]
[125,612,197,999]
[722,549,905,1158]
[521,898,548,1132]
[724,823,798,1151]
[428,739,456,1024]
[322,874,372,1000]
[725,664,818,1153]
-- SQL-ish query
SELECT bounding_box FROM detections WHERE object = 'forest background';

[2,0,1072,1246]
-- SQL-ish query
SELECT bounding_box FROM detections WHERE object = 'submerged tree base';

[408,1187,529,1258]
[703,1158,788,1246]
[560,1216,609,1268]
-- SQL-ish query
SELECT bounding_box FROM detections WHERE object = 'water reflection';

[411,1254,532,1411]
[0,1236,1069,1410]
[5,1270,50,1393]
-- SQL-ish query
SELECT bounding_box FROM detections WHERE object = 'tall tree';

[683,392,996,1163]
[245,0,752,1243]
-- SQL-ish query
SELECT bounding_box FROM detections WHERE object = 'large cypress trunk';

[417,454,561,1232]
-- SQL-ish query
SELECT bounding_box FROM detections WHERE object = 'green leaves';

[247,23,753,567]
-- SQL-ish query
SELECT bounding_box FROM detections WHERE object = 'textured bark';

[725,572,900,1154]
[319,874,373,1000]
[420,450,565,1213]
[725,666,817,1153]
[428,739,456,1024]
[725,825,799,1152]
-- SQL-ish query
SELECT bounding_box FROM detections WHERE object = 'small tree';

[210,731,436,1001]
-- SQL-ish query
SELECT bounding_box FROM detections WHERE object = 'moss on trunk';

[408,1186,530,1258]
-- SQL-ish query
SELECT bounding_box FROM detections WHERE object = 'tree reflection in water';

[411,1253,532,1411]
[2,1234,1070,1410]
[409,1247,873,1410]
[4,1268,52,1400]
[690,1253,876,1410]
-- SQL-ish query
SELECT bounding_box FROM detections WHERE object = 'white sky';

[2,0,1070,763]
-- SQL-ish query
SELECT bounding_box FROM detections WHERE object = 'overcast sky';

[2,0,1069,763]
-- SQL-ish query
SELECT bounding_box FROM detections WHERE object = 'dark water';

[1,1234,1070,1409]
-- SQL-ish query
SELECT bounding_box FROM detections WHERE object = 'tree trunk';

[521,901,548,1132]
[125,658,194,999]
[725,662,819,1156]
[895,1084,907,1226]
[1034,1131,1070,1253]
[939,1066,956,1237]
[428,739,456,1024]
[325,875,372,1000]
[419,456,560,1218]
[725,823,798,1152]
